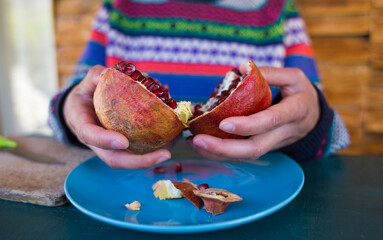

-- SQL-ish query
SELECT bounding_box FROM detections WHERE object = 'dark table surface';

[1,141,383,240]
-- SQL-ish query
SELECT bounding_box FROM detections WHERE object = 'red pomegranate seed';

[217,96,227,104]
[147,82,160,92]
[154,166,165,174]
[232,68,241,76]
[229,83,237,90]
[141,77,154,87]
[220,90,231,97]
[214,81,222,91]
[232,77,240,84]
[198,183,209,190]
[167,98,178,109]
[208,102,218,111]
[146,81,155,89]
[152,78,160,85]
[194,104,201,111]
[113,61,126,72]
[209,92,217,98]
[229,79,241,90]
[159,96,168,103]
[209,97,226,111]
[113,61,136,74]
[111,61,181,110]
[130,70,142,80]
[231,78,240,86]
[137,75,146,82]
[175,161,182,172]
[153,88,167,97]
[125,63,136,75]
[194,110,203,117]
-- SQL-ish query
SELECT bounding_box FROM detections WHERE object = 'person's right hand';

[63,65,171,169]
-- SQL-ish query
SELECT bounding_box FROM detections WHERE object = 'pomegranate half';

[93,60,272,154]
[188,60,272,138]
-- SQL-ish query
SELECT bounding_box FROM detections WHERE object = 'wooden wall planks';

[297,0,383,154]
[53,0,102,87]
[53,0,383,154]
[305,16,370,37]
[312,37,370,64]
[297,0,371,17]
[373,0,383,8]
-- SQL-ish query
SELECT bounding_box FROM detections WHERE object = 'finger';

[186,136,234,161]
[220,95,307,136]
[192,145,234,161]
[192,134,265,160]
[258,66,306,93]
[78,123,129,150]
[249,122,303,151]
[193,124,294,160]
[90,146,171,169]
[66,98,130,150]
[77,65,108,95]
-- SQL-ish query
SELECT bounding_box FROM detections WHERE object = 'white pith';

[134,65,250,124]
[164,180,182,197]
[199,70,243,113]
[173,68,249,123]
[174,101,193,126]
[152,180,183,199]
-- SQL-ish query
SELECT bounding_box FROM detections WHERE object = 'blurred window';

[0,0,58,136]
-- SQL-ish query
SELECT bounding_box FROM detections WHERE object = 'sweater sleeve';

[48,2,110,146]
[277,0,350,161]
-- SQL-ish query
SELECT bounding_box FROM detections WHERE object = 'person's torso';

[101,0,289,101]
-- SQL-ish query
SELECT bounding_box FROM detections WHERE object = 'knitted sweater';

[49,0,350,161]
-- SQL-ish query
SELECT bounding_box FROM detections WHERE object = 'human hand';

[63,65,171,169]
[188,66,320,161]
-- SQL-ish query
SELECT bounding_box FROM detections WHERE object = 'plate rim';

[64,153,304,233]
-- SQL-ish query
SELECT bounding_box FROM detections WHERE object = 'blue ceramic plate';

[65,152,304,233]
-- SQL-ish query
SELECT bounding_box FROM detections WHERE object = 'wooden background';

[53,0,383,155]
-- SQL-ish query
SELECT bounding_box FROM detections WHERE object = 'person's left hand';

[187,66,320,161]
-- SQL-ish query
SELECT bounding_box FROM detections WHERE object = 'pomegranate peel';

[188,60,272,138]
[193,188,243,215]
[172,179,203,209]
[94,68,186,154]
[93,60,271,154]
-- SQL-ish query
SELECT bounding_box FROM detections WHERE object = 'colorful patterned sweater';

[49,0,349,161]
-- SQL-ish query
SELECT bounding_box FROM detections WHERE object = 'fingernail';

[111,140,128,149]
[156,155,170,164]
[220,122,235,132]
[194,139,207,149]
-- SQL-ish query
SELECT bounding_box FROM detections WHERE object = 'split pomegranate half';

[93,60,272,154]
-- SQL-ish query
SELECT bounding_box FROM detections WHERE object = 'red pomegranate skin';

[188,60,272,139]
[94,68,185,154]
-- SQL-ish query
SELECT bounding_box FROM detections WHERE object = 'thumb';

[78,65,108,95]
[258,66,306,92]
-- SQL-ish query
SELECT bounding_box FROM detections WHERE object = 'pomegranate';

[93,62,188,154]
[93,60,271,154]
[188,60,272,138]
[198,183,210,190]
